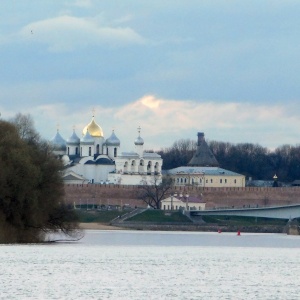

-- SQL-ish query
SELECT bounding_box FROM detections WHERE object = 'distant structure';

[188,132,219,167]
[166,132,245,188]
[161,194,205,211]
[50,115,162,185]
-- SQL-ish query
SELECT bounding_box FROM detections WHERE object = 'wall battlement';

[64,184,300,209]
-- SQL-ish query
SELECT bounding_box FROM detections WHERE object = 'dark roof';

[85,158,114,165]
[188,132,219,167]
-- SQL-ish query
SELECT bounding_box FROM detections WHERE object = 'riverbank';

[79,223,125,230]
[79,222,289,233]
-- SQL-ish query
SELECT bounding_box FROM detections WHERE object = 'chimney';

[197,132,205,146]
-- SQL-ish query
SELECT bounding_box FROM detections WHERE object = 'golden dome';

[82,117,103,137]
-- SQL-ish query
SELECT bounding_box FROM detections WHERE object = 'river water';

[0,230,300,299]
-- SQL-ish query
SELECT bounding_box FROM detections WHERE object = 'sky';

[1,0,300,151]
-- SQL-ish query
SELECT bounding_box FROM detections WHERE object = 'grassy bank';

[76,209,294,230]
[76,210,128,223]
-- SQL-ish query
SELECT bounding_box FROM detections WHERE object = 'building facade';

[51,116,162,185]
[166,166,245,188]
[165,132,245,188]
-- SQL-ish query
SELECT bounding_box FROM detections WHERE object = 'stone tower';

[187,132,219,167]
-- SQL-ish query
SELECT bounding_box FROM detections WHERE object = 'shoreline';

[78,222,291,234]
[79,223,125,230]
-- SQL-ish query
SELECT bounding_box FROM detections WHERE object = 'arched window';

[96,144,100,154]
[114,148,117,157]
[76,147,78,155]
[80,147,82,156]
[131,160,136,173]
[147,161,152,174]
[67,147,70,155]
[124,161,128,173]
[138,160,144,173]
[89,147,92,156]
[154,162,160,174]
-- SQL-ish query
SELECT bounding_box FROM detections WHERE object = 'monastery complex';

[51,115,162,186]
[50,116,300,210]
[51,116,245,188]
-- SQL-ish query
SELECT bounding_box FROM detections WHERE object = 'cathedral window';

[89,147,91,156]
[114,148,117,157]
[96,144,100,154]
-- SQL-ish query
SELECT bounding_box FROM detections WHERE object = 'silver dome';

[50,130,66,150]
[106,130,120,146]
[80,130,94,144]
[67,130,80,145]
[134,136,144,145]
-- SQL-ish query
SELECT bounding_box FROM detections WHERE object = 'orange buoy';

[237,230,241,236]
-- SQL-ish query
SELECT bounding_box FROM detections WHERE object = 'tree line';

[158,139,300,182]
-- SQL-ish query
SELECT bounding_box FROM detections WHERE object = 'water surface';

[0,231,299,299]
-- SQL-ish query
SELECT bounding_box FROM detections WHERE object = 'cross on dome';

[135,125,144,145]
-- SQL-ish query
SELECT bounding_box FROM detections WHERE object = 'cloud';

[19,15,146,52]
[2,94,299,151]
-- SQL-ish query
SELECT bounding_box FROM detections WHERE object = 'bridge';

[189,204,300,220]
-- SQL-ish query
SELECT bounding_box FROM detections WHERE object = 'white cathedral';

[50,115,162,185]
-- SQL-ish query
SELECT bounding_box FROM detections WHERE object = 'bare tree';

[159,138,197,169]
[10,113,40,143]
[137,176,173,209]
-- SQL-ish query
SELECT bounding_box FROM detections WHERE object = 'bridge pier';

[286,219,300,235]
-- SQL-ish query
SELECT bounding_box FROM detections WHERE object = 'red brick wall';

[64,184,300,208]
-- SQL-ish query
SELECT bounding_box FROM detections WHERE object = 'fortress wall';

[64,184,143,208]
[64,184,300,208]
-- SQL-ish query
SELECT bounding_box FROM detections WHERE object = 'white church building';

[50,115,162,185]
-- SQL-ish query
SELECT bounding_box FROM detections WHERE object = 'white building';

[50,116,162,185]
[161,194,206,211]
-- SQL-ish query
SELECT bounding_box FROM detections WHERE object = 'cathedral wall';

[64,184,300,209]
[70,164,115,183]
